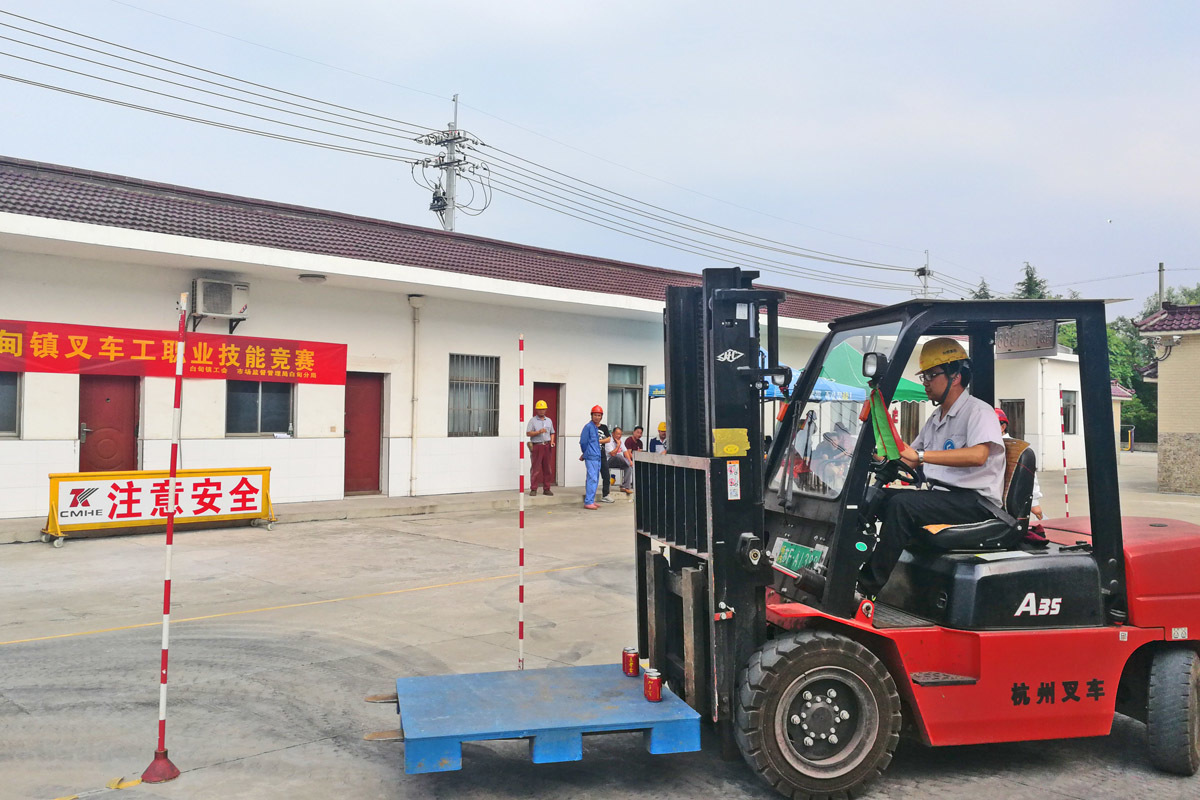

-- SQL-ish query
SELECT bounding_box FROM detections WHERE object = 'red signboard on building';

[0,319,346,385]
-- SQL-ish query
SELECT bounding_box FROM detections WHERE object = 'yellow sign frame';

[43,467,274,539]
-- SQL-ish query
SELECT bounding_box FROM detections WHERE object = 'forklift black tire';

[1147,646,1200,775]
[735,630,901,800]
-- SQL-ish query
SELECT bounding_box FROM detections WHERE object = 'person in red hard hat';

[579,405,605,508]
[996,407,1043,521]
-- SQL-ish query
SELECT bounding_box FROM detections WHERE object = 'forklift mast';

[635,268,786,746]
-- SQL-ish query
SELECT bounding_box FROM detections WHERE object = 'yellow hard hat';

[534,400,548,410]
[918,337,969,373]
[658,422,667,432]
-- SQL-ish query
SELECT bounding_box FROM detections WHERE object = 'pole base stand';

[141,749,181,783]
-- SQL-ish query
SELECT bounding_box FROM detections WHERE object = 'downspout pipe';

[408,295,426,497]
[1038,357,1046,470]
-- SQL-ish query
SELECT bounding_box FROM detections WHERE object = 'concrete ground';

[2,451,1199,800]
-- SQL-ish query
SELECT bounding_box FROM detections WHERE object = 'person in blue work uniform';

[579,404,605,509]
[649,422,668,453]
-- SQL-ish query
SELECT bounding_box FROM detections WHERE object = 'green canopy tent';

[822,341,927,402]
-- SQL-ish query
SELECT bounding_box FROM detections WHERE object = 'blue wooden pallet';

[394,663,701,773]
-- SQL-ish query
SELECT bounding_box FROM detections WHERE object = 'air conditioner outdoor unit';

[191,279,250,332]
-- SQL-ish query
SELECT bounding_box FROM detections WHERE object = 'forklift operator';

[858,338,1005,597]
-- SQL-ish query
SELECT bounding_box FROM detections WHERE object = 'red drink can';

[644,668,662,702]
[622,647,640,677]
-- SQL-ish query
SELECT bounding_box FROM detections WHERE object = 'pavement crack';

[180,734,342,773]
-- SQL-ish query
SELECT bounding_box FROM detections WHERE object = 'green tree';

[970,279,993,299]
[1013,261,1051,299]
[1138,283,1200,317]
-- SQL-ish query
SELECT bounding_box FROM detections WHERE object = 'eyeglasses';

[918,370,945,385]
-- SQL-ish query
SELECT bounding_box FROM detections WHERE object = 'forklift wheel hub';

[776,666,873,779]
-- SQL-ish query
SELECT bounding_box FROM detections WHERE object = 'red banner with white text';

[0,319,346,385]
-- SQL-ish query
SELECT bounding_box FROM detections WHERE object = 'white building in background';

[0,156,869,525]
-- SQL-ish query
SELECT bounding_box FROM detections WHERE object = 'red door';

[532,383,561,486]
[344,372,383,494]
[79,375,139,472]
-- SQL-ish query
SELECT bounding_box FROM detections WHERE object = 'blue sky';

[2,1,1197,317]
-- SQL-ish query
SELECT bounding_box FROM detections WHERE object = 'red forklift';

[635,267,1200,798]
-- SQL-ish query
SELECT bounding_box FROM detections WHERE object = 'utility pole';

[1159,261,1166,309]
[913,249,939,298]
[426,94,468,231]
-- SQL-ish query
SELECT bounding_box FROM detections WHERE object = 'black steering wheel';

[868,457,922,486]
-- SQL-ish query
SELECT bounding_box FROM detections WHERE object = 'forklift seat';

[911,440,1037,551]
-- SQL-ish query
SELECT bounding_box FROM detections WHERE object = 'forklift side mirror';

[863,352,888,378]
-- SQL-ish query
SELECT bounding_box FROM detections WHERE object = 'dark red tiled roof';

[1135,303,1200,333]
[0,156,876,324]
[1110,380,1135,400]
[1135,361,1158,380]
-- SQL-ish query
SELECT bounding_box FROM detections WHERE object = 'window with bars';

[0,372,18,436]
[1061,390,1078,435]
[449,354,500,437]
[607,364,643,433]
[226,380,293,435]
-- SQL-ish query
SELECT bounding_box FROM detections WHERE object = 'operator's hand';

[898,444,919,468]
[1032,505,1044,520]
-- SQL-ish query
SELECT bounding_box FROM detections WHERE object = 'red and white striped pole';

[142,294,186,784]
[1059,383,1070,519]
[517,335,526,671]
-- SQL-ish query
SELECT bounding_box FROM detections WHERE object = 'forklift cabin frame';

[636,270,1124,745]
[765,298,1125,622]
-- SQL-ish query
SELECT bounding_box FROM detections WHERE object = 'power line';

[483,172,900,286]
[477,155,918,278]
[488,181,917,292]
[97,1,931,258]
[1046,269,1155,289]
[0,49,434,160]
[8,60,944,296]
[476,144,917,272]
[0,72,423,165]
[0,33,430,147]
[0,10,437,136]
[8,7,993,293]
[0,21,429,140]
[484,174,909,291]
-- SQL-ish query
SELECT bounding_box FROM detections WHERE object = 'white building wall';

[994,355,1084,471]
[0,244,829,519]
[411,296,672,495]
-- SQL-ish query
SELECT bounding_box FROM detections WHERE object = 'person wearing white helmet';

[526,399,556,496]
[859,337,1005,598]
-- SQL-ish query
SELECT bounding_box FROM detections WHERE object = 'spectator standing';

[526,399,556,496]
[649,422,668,453]
[596,419,614,503]
[579,405,605,509]
[605,426,635,495]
